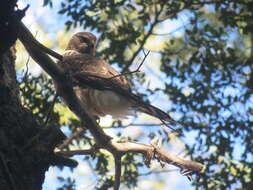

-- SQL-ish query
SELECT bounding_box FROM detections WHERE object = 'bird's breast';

[75,88,133,118]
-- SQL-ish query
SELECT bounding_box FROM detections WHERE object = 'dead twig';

[122,1,165,72]
[109,50,150,79]
[57,140,204,176]
[44,93,58,126]
[57,127,86,150]
[111,141,204,174]
[23,54,30,81]
[22,31,38,82]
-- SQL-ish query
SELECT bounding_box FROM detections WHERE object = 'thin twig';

[109,50,150,80]
[44,93,58,127]
[22,31,38,82]
[57,127,86,150]
[122,2,165,72]
[137,49,150,71]
[23,54,30,81]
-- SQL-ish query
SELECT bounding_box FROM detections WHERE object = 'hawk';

[55,32,178,127]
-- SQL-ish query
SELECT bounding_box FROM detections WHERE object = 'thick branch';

[57,140,204,174]
[56,149,96,157]
[17,22,65,80]
[18,22,63,60]
[111,141,203,173]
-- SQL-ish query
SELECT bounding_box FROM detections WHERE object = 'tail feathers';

[137,104,179,129]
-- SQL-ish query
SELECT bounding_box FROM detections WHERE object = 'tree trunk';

[0,47,68,190]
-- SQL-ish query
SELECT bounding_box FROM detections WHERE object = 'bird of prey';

[55,32,178,128]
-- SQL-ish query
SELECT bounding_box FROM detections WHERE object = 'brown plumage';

[55,32,178,127]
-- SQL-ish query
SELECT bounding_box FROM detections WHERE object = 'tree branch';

[114,156,122,190]
[55,148,97,157]
[18,22,63,61]
[138,168,179,176]
[57,128,86,150]
[109,50,150,79]
[56,140,204,176]
[122,4,164,72]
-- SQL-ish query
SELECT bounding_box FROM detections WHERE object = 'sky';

[17,0,199,189]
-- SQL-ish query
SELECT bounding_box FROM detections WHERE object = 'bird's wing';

[59,53,179,129]
[59,54,130,90]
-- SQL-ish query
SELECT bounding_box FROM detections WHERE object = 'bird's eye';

[79,36,90,44]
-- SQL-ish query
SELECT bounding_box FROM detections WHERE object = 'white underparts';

[75,87,134,118]
[94,90,134,117]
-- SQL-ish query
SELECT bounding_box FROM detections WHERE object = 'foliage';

[57,177,76,190]
[19,74,58,125]
[22,0,253,189]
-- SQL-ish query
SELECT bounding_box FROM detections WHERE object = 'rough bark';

[0,47,71,190]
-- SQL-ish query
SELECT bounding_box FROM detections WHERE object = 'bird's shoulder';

[60,51,95,65]
[59,51,131,90]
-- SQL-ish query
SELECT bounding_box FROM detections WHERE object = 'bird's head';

[66,32,97,55]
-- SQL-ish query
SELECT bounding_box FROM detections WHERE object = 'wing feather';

[58,53,130,90]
